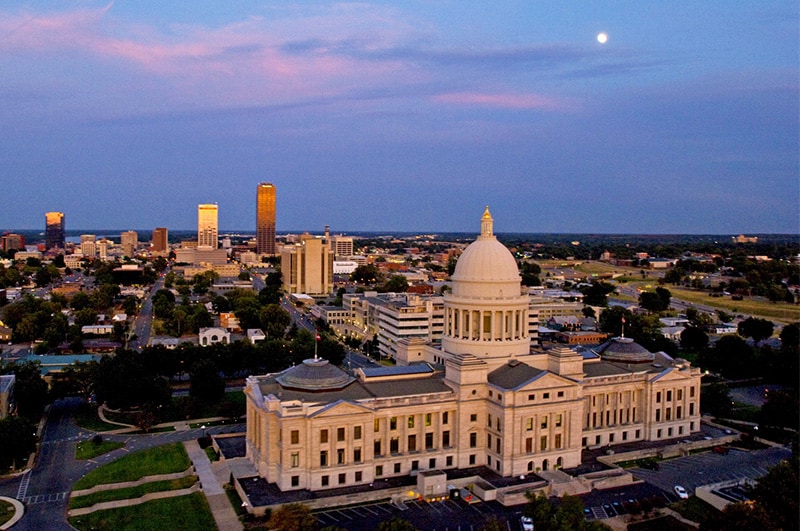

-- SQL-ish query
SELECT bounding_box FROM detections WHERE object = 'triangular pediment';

[650,367,694,383]
[516,370,580,392]
[309,399,373,418]
[489,361,579,391]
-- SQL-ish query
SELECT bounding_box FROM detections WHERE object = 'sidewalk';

[184,440,242,531]
[97,404,226,434]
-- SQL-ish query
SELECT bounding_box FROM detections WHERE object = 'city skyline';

[0,1,797,234]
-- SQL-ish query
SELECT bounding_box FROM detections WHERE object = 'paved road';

[0,398,244,531]
[128,275,164,350]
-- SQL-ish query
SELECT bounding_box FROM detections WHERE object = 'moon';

[597,32,608,44]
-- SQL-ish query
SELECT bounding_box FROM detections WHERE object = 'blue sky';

[1,1,797,233]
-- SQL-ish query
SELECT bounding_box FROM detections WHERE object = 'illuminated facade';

[45,211,65,250]
[198,204,219,249]
[246,208,702,494]
[256,183,276,255]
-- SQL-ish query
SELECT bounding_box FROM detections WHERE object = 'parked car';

[674,485,689,499]
[520,516,534,531]
[713,446,729,455]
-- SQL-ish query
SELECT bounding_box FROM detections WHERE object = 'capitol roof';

[451,206,520,284]
[275,357,355,392]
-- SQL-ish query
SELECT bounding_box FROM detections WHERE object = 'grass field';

[69,475,198,510]
[75,440,124,460]
[68,492,216,531]
[668,287,800,323]
[73,442,190,490]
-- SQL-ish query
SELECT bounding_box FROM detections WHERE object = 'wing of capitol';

[244,207,702,503]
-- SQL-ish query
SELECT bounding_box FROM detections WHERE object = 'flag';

[316,333,321,341]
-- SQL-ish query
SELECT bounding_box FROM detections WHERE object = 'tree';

[0,416,37,470]
[8,361,48,420]
[758,389,799,429]
[580,282,616,307]
[701,383,732,417]
[737,317,774,344]
[267,502,319,531]
[680,326,709,352]
[350,264,384,285]
[376,518,417,531]
[70,291,91,311]
[638,287,671,313]
[698,335,755,379]
[749,460,799,531]
[260,304,291,339]
[189,358,225,403]
[685,307,713,328]
[382,275,409,293]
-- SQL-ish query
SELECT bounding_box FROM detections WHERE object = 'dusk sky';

[1,1,797,234]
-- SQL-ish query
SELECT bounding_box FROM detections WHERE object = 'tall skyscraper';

[152,227,168,254]
[45,212,65,250]
[256,183,276,255]
[198,204,218,249]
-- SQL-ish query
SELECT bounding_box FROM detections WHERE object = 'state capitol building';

[244,208,702,494]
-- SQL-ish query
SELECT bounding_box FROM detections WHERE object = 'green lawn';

[669,287,800,323]
[73,403,126,432]
[68,492,216,531]
[0,499,15,526]
[75,440,124,460]
[73,442,191,490]
[69,475,197,509]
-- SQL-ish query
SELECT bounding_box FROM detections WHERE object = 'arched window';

[542,459,549,471]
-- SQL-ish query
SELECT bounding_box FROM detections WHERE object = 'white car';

[674,485,689,499]
[520,516,534,531]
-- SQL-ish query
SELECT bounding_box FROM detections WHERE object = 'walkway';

[183,440,242,531]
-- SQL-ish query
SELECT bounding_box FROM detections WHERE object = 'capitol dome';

[451,206,520,284]
[276,357,354,391]
[595,337,655,363]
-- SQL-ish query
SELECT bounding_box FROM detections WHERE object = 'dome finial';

[480,206,493,237]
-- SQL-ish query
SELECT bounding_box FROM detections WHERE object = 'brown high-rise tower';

[256,183,276,255]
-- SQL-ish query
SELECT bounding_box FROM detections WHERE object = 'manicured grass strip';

[69,475,198,509]
[0,500,14,526]
[75,440,124,460]
[68,492,216,531]
[74,442,191,490]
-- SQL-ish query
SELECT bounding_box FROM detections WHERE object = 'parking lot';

[629,445,790,500]
[307,445,791,530]
[313,498,529,531]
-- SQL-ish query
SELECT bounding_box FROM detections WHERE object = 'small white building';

[199,327,230,346]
